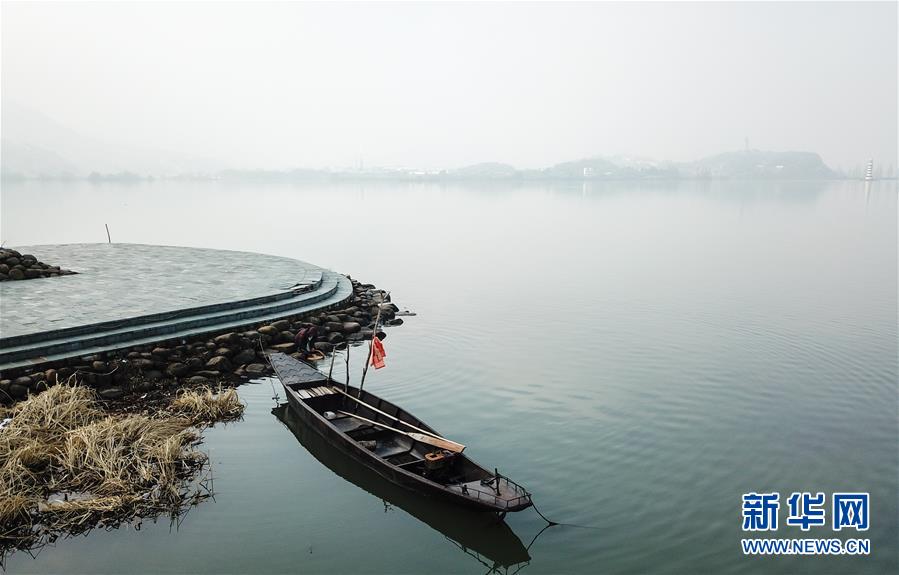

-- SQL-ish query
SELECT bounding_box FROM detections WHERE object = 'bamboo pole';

[357,298,384,398]
[327,348,337,382]
[344,344,350,395]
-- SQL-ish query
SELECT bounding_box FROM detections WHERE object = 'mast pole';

[327,347,337,381]
[344,344,350,395]
[358,294,386,397]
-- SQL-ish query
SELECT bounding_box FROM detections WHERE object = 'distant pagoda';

[864,159,874,181]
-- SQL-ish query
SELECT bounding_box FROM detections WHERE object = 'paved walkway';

[0,244,352,371]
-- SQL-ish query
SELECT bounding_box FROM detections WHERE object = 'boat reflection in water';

[273,404,532,572]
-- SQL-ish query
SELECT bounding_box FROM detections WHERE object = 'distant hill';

[537,156,680,180]
[682,150,835,179]
[0,102,839,181]
[441,151,834,181]
[540,157,620,178]
[1,101,222,179]
[0,139,79,179]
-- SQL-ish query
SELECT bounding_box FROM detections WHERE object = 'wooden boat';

[272,403,531,569]
[269,352,532,513]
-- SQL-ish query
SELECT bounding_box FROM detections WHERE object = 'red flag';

[370,336,386,369]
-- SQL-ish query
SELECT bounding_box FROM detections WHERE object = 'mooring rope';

[530,499,558,526]
[530,498,601,530]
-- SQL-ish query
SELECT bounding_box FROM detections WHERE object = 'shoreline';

[0,248,407,554]
[0,276,405,406]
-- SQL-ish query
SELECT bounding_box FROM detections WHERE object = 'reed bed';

[0,381,243,555]
[170,386,244,425]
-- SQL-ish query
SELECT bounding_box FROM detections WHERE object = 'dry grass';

[0,380,244,555]
[169,386,244,425]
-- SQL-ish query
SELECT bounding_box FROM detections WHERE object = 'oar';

[336,410,466,453]
[330,385,448,441]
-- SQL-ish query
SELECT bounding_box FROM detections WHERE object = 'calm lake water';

[2,179,896,574]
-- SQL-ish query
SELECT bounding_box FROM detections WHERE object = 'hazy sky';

[2,1,896,170]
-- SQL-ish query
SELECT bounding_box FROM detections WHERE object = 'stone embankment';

[0,278,407,405]
[0,248,76,281]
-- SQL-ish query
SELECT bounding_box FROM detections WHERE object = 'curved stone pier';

[0,244,353,371]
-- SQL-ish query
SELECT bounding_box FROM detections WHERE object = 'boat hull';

[268,352,531,513]
[272,403,532,568]
[283,387,521,512]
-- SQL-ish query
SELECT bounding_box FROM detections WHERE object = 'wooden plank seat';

[373,442,411,459]
[331,417,372,434]
[295,386,339,400]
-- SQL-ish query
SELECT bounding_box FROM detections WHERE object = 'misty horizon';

[2,2,897,174]
[0,93,888,180]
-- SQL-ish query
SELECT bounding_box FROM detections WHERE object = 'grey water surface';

[1,179,896,574]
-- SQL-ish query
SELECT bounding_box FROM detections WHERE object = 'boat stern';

[449,475,533,512]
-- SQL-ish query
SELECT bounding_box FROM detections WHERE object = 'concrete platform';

[0,244,353,371]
